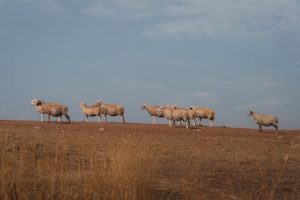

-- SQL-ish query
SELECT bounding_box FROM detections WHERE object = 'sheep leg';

[193,119,196,126]
[198,118,202,126]
[85,116,89,122]
[40,114,44,122]
[185,121,189,129]
[58,116,62,122]
[121,115,125,124]
[152,116,157,124]
[104,115,107,123]
[210,120,214,127]
[97,115,100,123]
[187,120,191,126]
[273,124,278,134]
[259,124,262,132]
[48,115,51,123]
[65,114,70,123]
[168,120,172,127]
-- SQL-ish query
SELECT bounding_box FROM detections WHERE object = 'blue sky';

[0,0,300,129]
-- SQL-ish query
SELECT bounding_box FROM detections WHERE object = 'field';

[0,120,300,200]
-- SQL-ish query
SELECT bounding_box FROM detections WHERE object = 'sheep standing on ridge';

[172,106,196,127]
[186,107,197,127]
[158,105,174,127]
[80,102,102,122]
[159,106,189,129]
[31,99,70,123]
[247,110,279,134]
[95,100,125,124]
[171,106,190,129]
[141,104,164,124]
[190,106,215,127]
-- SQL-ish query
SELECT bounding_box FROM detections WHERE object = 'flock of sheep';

[31,98,279,134]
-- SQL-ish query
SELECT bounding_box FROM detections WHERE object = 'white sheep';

[95,100,125,124]
[80,102,102,122]
[186,107,197,127]
[31,99,70,123]
[141,104,164,123]
[173,106,198,127]
[158,105,174,127]
[190,106,215,127]
[247,110,279,134]
[159,105,189,129]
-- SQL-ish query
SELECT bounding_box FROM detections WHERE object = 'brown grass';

[0,121,300,200]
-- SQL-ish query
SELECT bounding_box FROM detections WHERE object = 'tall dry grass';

[0,123,299,200]
[0,131,160,199]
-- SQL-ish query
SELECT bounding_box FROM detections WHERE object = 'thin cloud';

[8,0,300,38]
[288,60,300,73]
[123,81,167,91]
[236,98,281,110]
[183,79,223,86]
[146,0,300,38]
[289,67,300,73]
[81,0,156,20]
[172,91,218,106]
[244,76,277,88]
[262,80,276,88]
[10,0,67,14]
[290,60,300,66]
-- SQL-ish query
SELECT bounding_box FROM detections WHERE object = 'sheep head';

[247,110,255,116]
[189,106,196,110]
[141,104,146,110]
[79,102,86,107]
[158,106,164,112]
[95,100,102,107]
[31,99,42,106]
[170,105,177,109]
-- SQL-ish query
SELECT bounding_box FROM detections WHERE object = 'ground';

[0,120,299,200]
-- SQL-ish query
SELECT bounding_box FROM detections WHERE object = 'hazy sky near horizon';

[1,0,300,129]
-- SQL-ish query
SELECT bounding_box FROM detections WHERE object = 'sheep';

[247,110,279,134]
[171,106,190,129]
[31,99,55,122]
[173,106,198,127]
[95,100,125,124]
[141,104,164,123]
[80,102,102,122]
[159,105,189,129]
[190,106,215,127]
[158,105,174,127]
[31,99,70,123]
[185,107,197,127]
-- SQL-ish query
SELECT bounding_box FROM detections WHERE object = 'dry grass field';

[0,120,300,200]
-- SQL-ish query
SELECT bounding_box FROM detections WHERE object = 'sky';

[0,0,300,129]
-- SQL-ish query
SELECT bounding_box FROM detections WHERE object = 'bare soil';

[0,120,299,200]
